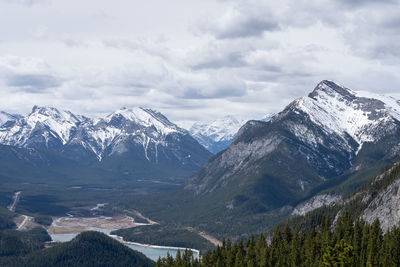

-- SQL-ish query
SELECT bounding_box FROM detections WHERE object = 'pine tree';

[366,219,382,267]
[322,239,353,267]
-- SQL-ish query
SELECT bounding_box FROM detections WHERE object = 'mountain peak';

[105,107,183,135]
[309,80,356,100]
[31,105,60,115]
[286,80,400,154]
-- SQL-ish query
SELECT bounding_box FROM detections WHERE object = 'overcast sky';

[0,0,400,126]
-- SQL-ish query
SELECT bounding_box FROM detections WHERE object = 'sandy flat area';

[48,215,137,234]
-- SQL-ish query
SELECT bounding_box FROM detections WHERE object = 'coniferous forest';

[156,213,400,267]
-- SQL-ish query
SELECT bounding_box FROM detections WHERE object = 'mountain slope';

[139,80,400,238]
[0,111,21,126]
[332,158,400,232]
[290,157,400,234]
[186,81,400,197]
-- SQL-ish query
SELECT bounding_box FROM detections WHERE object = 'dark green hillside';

[0,227,50,266]
[0,206,15,230]
[112,224,215,253]
[24,231,154,267]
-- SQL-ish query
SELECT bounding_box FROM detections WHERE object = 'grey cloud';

[381,15,400,29]
[249,62,282,73]
[191,51,247,70]
[182,86,245,99]
[369,44,400,62]
[341,6,400,62]
[5,74,62,92]
[178,75,247,99]
[215,18,279,39]
[338,0,398,8]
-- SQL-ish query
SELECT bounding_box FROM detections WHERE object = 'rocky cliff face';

[362,161,400,232]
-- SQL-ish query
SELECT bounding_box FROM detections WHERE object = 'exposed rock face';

[363,163,400,232]
[292,194,342,216]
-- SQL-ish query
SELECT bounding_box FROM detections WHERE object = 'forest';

[156,213,400,267]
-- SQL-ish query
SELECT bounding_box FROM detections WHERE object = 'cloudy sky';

[1,0,400,126]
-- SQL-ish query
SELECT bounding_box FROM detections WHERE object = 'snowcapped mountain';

[189,114,275,154]
[289,80,400,154]
[0,111,22,126]
[0,106,212,178]
[189,116,247,154]
[69,107,187,160]
[181,80,400,231]
[0,106,86,150]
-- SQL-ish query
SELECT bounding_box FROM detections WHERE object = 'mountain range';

[0,106,212,181]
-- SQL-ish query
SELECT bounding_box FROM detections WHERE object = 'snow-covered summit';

[0,106,85,147]
[105,107,185,136]
[73,107,188,160]
[190,115,245,143]
[0,105,193,162]
[189,115,247,153]
[291,80,400,153]
[28,106,86,144]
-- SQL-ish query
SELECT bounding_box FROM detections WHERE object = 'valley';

[6,190,201,261]
[0,80,400,265]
